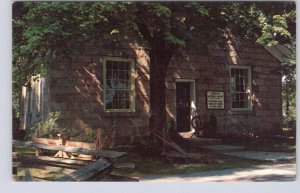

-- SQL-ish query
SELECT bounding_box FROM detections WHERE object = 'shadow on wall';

[49,42,153,148]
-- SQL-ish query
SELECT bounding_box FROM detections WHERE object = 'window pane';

[105,90,114,103]
[230,67,251,109]
[125,100,130,109]
[105,59,132,110]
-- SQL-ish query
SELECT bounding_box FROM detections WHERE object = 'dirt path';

[141,163,296,182]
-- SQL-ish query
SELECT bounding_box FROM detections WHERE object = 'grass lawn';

[222,136,296,152]
[245,140,296,152]
[16,168,65,181]
[13,143,295,181]
[110,145,273,178]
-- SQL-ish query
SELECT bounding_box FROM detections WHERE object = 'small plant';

[59,127,70,134]
[85,130,96,143]
[27,111,62,138]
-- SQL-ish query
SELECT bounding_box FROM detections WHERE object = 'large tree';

[13,2,296,147]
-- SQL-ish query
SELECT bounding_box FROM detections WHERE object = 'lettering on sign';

[207,91,224,109]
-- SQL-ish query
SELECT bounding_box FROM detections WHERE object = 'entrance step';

[202,145,245,153]
[183,138,223,148]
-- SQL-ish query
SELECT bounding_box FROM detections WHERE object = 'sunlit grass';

[17,168,64,181]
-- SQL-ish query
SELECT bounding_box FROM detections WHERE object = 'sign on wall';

[207,91,224,109]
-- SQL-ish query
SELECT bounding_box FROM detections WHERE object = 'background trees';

[281,41,296,137]
[13,2,296,144]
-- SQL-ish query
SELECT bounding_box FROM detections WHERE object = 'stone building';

[19,34,285,148]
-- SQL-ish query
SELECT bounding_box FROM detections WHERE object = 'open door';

[176,80,196,132]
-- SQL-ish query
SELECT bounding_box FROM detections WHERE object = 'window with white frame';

[230,66,252,110]
[103,57,135,112]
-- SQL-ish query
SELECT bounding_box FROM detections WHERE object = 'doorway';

[176,80,196,132]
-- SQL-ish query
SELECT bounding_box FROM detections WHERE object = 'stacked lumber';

[13,139,137,181]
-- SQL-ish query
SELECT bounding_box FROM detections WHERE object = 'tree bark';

[148,34,175,151]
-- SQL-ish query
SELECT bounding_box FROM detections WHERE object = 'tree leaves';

[256,11,293,47]
[153,3,171,17]
[164,32,186,47]
[13,1,296,89]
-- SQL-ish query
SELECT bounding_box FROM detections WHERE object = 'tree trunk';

[148,35,174,152]
[149,61,167,149]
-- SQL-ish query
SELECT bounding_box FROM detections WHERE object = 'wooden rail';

[32,138,97,149]
[58,158,112,181]
[12,139,136,181]
[13,140,126,159]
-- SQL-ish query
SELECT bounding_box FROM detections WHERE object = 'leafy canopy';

[13,1,295,88]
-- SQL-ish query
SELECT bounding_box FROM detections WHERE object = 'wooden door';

[176,82,191,132]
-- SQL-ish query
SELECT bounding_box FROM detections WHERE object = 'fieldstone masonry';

[21,37,282,148]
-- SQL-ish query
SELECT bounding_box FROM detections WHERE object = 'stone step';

[183,138,223,148]
[202,145,245,152]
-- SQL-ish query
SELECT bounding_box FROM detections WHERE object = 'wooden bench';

[12,139,136,181]
[13,139,127,159]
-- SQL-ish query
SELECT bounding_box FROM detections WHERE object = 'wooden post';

[54,133,70,158]
[96,128,101,150]
[35,130,40,156]
[12,146,17,176]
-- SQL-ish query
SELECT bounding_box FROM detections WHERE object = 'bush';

[85,130,97,143]
[27,111,68,138]
[283,115,296,137]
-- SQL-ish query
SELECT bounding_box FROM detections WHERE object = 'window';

[103,57,135,112]
[230,66,252,110]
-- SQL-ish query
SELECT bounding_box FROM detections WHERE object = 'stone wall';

[23,35,282,147]
[48,41,150,147]
[166,37,282,136]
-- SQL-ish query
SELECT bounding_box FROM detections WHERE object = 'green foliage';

[153,3,171,18]
[59,127,71,134]
[218,2,295,46]
[13,2,296,89]
[281,41,296,93]
[13,2,96,90]
[256,13,293,47]
[84,130,97,143]
[280,40,296,137]
[164,32,186,47]
[28,111,63,138]
[13,2,296,141]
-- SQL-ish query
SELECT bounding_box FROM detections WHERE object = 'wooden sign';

[207,91,224,109]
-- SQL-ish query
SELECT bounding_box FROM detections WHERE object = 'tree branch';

[135,21,153,43]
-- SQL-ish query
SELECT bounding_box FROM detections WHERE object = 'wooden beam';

[13,140,127,158]
[66,141,96,150]
[114,163,135,169]
[32,138,96,150]
[58,158,112,181]
[152,132,186,154]
[32,138,58,145]
[13,153,93,166]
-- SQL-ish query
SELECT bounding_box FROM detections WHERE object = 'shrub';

[27,111,67,138]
